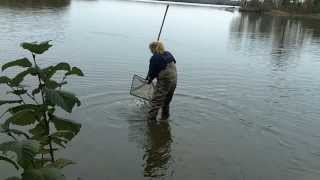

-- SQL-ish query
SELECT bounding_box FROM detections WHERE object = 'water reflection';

[143,121,173,178]
[129,120,173,178]
[230,12,320,65]
[0,0,70,9]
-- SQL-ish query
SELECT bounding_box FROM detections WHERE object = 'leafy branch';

[0,41,84,180]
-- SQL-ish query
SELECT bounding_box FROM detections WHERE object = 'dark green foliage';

[278,0,320,13]
[313,0,320,12]
[8,104,45,114]
[45,80,62,89]
[0,41,84,180]
[0,155,20,170]
[51,116,81,136]
[0,76,11,84]
[45,158,75,169]
[10,67,37,86]
[7,109,40,126]
[66,67,84,77]
[53,63,71,72]
[9,90,28,96]
[44,89,81,113]
[21,41,52,55]
[0,140,40,169]
[0,100,23,106]
[3,128,30,139]
[32,87,41,96]
[2,58,32,71]
[29,123,47,137]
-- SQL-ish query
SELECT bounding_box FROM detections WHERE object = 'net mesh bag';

[130,74,155,101]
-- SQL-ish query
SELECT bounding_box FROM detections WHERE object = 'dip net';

[130,74,155,101]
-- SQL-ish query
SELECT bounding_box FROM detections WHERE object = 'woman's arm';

[146,55,160,84]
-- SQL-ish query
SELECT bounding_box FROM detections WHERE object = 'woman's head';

[149,41,165,54]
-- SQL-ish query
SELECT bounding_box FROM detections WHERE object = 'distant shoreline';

[132,0,320,20]
[269,10,320,20]
[134,0,240,7]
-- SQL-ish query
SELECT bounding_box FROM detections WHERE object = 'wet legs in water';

[148,85,175,121]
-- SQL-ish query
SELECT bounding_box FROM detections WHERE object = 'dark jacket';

[147,51,176,83]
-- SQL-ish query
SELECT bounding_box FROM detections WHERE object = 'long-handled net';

[130,74,155,101]
[130,5,170,101]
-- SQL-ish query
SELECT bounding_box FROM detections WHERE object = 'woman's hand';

[145,76,152,84]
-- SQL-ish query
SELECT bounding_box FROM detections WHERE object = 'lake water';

[1,0,320,179]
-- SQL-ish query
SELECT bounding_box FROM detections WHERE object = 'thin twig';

[9,87,25,105]
[41,154,44,166]
[26,92,39,104]
[7,132,17,141]
[59,75,67,90]
[0,111,8,120]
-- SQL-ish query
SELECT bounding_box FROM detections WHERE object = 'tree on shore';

[240,0,320,13]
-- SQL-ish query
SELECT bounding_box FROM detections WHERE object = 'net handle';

[157,4,170,41]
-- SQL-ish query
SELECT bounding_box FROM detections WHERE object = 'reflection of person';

[146,41,177,121]
[143,121,173,178]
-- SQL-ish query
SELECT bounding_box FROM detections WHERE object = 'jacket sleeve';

[146,56,159,83]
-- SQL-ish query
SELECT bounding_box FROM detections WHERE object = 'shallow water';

[1,0,320,179]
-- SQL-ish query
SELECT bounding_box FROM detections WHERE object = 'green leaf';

[0,100,23,106]
[1,119,10,130]
[8,90,27,96]
[35,66,48,82]
[66,67,84,77]
[0,140,40,169]
[40,63,70,81]
[15,84,30,88]
[39,62,71,83]
[39,148,58,155]
[29,123,46,137]
[32,158,51,169]
[22,168,66,180]
[2,58,32,71]
[21,41,52,55]
[10,68,37,86]
[7,109,39,126]
[0,155,20,170]
[51,116,81,136]
[45,80,61,89]
[51,136,67,148]
[46,158,75,169]
[41,66,54,79]
[32,136,50,146]
[9,129,30,138]
[0,76,11,84]
[5,177,21,180]
[1,123,30,139]
[0,123,6,132]
[48,107,56,115]
[50,130,75,141]
[53,63,71,72]
[32,86,41,96]
[44,88,81,113]
[9,104,44,114]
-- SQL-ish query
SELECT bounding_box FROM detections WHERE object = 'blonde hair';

[149,41,165,54]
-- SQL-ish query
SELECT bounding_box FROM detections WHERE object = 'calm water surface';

[1,0,320,179]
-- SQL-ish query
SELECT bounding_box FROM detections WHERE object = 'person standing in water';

[146,41,177,121]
